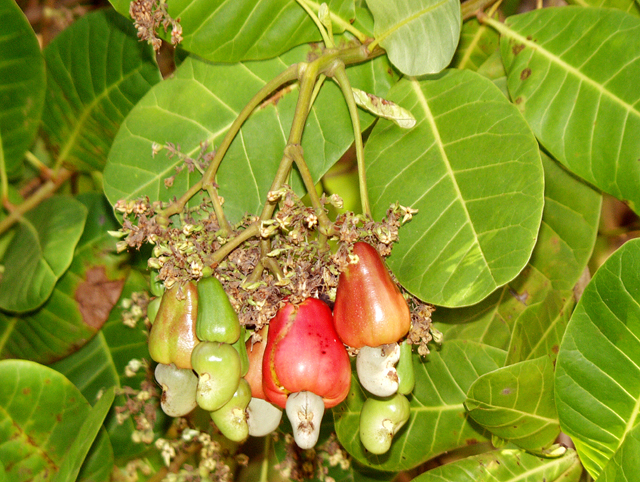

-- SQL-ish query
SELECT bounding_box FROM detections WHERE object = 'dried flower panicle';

[129,0,182,52]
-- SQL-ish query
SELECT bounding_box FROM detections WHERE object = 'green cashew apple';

[210,378,252,442]
[196,276,240,344]
[359,393,410,455]
[191,341,242,411]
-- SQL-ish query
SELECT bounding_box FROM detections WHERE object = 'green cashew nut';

[149,271,164,297]
[210,378,252,442]
[196,276,241,344]
[191,341,242,411]
[396,340,415,395]
[359,393,410,455]
[155,363,198,417]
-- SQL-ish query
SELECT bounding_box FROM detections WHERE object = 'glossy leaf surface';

[334,339,506,471]
[556,238,640,479]
[104,47,396,222]
[466,356,560,451]
[493,7,640,212]
[0,360,113,481]
[366,71,543,307]
[367,0,461,75]
[51,270,161,460]
[0,196,87,313]
[0,0,45,175]
[42,9,161,172]
[412,448,582,482]
[565,0,640,16]
[0,193,129,363]
[434,154,600,351]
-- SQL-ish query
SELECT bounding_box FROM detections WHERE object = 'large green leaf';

[0,193,129,363]
[411,448,582,482]
[104,46,396,222]
[42,9,162,172]
[366,70,543,307]
[334,340,506,471]
[434,154,600,350]
[566,0,640,16]
[555,238,640,479]
[0,196,87,313]
[0,360,114,481]
[110,0,356,62]
[366,0,461,75]
[0,0,45,175]
[596,423,640,482]
[55,386,115,482]
[451,18,500,71]
[52,269,165,461]
[466,356,560,451]
[490,7,640,212]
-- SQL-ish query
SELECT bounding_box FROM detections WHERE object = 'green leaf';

[566,0,640,16]
[452,18,500,71]
[42,9,162,172]
[465,356,560,451]
[555,238,640,479]
[0,193,129,363]
[55,387,115,482]
[104,47,396,223]
[491,7,640,213]
[434,154,600,350]
[168,0,356,62]
[366,71,544,307]
[52,269,166,461]
[367,0,461,75]
[0,359,114,481]
[411,448,582,482]
[334,340,506,471]
[0,0,46,174]
[0,196,87,313]
[597,423,640,482]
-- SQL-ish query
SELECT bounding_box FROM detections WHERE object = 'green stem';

[308,74,326,112]
[0,169,73,236]
[209,222,261,266]
[332,62,371,217]
[295,0,334,47]
[286,144,336,235]
[0,138,8,206]
[202,64,300,189]
[24,151,51,177]
[259,434,272,482]
[159,180,203,218]
[205,184,232,234]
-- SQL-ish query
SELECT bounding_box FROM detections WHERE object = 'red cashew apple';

[262,298,351,409]
[333,242,411,348]
[244,326,268,400]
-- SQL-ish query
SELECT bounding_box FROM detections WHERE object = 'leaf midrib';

[410,79,496,284]
[491,16,640,119]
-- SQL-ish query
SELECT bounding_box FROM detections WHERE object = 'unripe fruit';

[359,393,411,454]
[247,397,282,437]
[333,242,411,348]
[262,298,351,409]
[146,297,161,325]
[148,283,199,369]
[396,340,415,395]
[191,341,241,411]
[356,344,400,397]
[210,378,252,442]
[196,276,241,344]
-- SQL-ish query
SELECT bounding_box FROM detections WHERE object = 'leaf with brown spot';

[0,193,129,364]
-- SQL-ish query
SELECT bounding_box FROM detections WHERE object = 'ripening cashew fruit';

[148,282,199,369]
[210,378,252,442]
[262,298,351,448]
[154,362,198,417]
[196,276,241,344]
[244,326,268,400]
[359,393,411,455]
[191,341,242,412]
[333,242,411,349]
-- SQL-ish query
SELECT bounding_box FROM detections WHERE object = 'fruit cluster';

[148,241,420,454]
